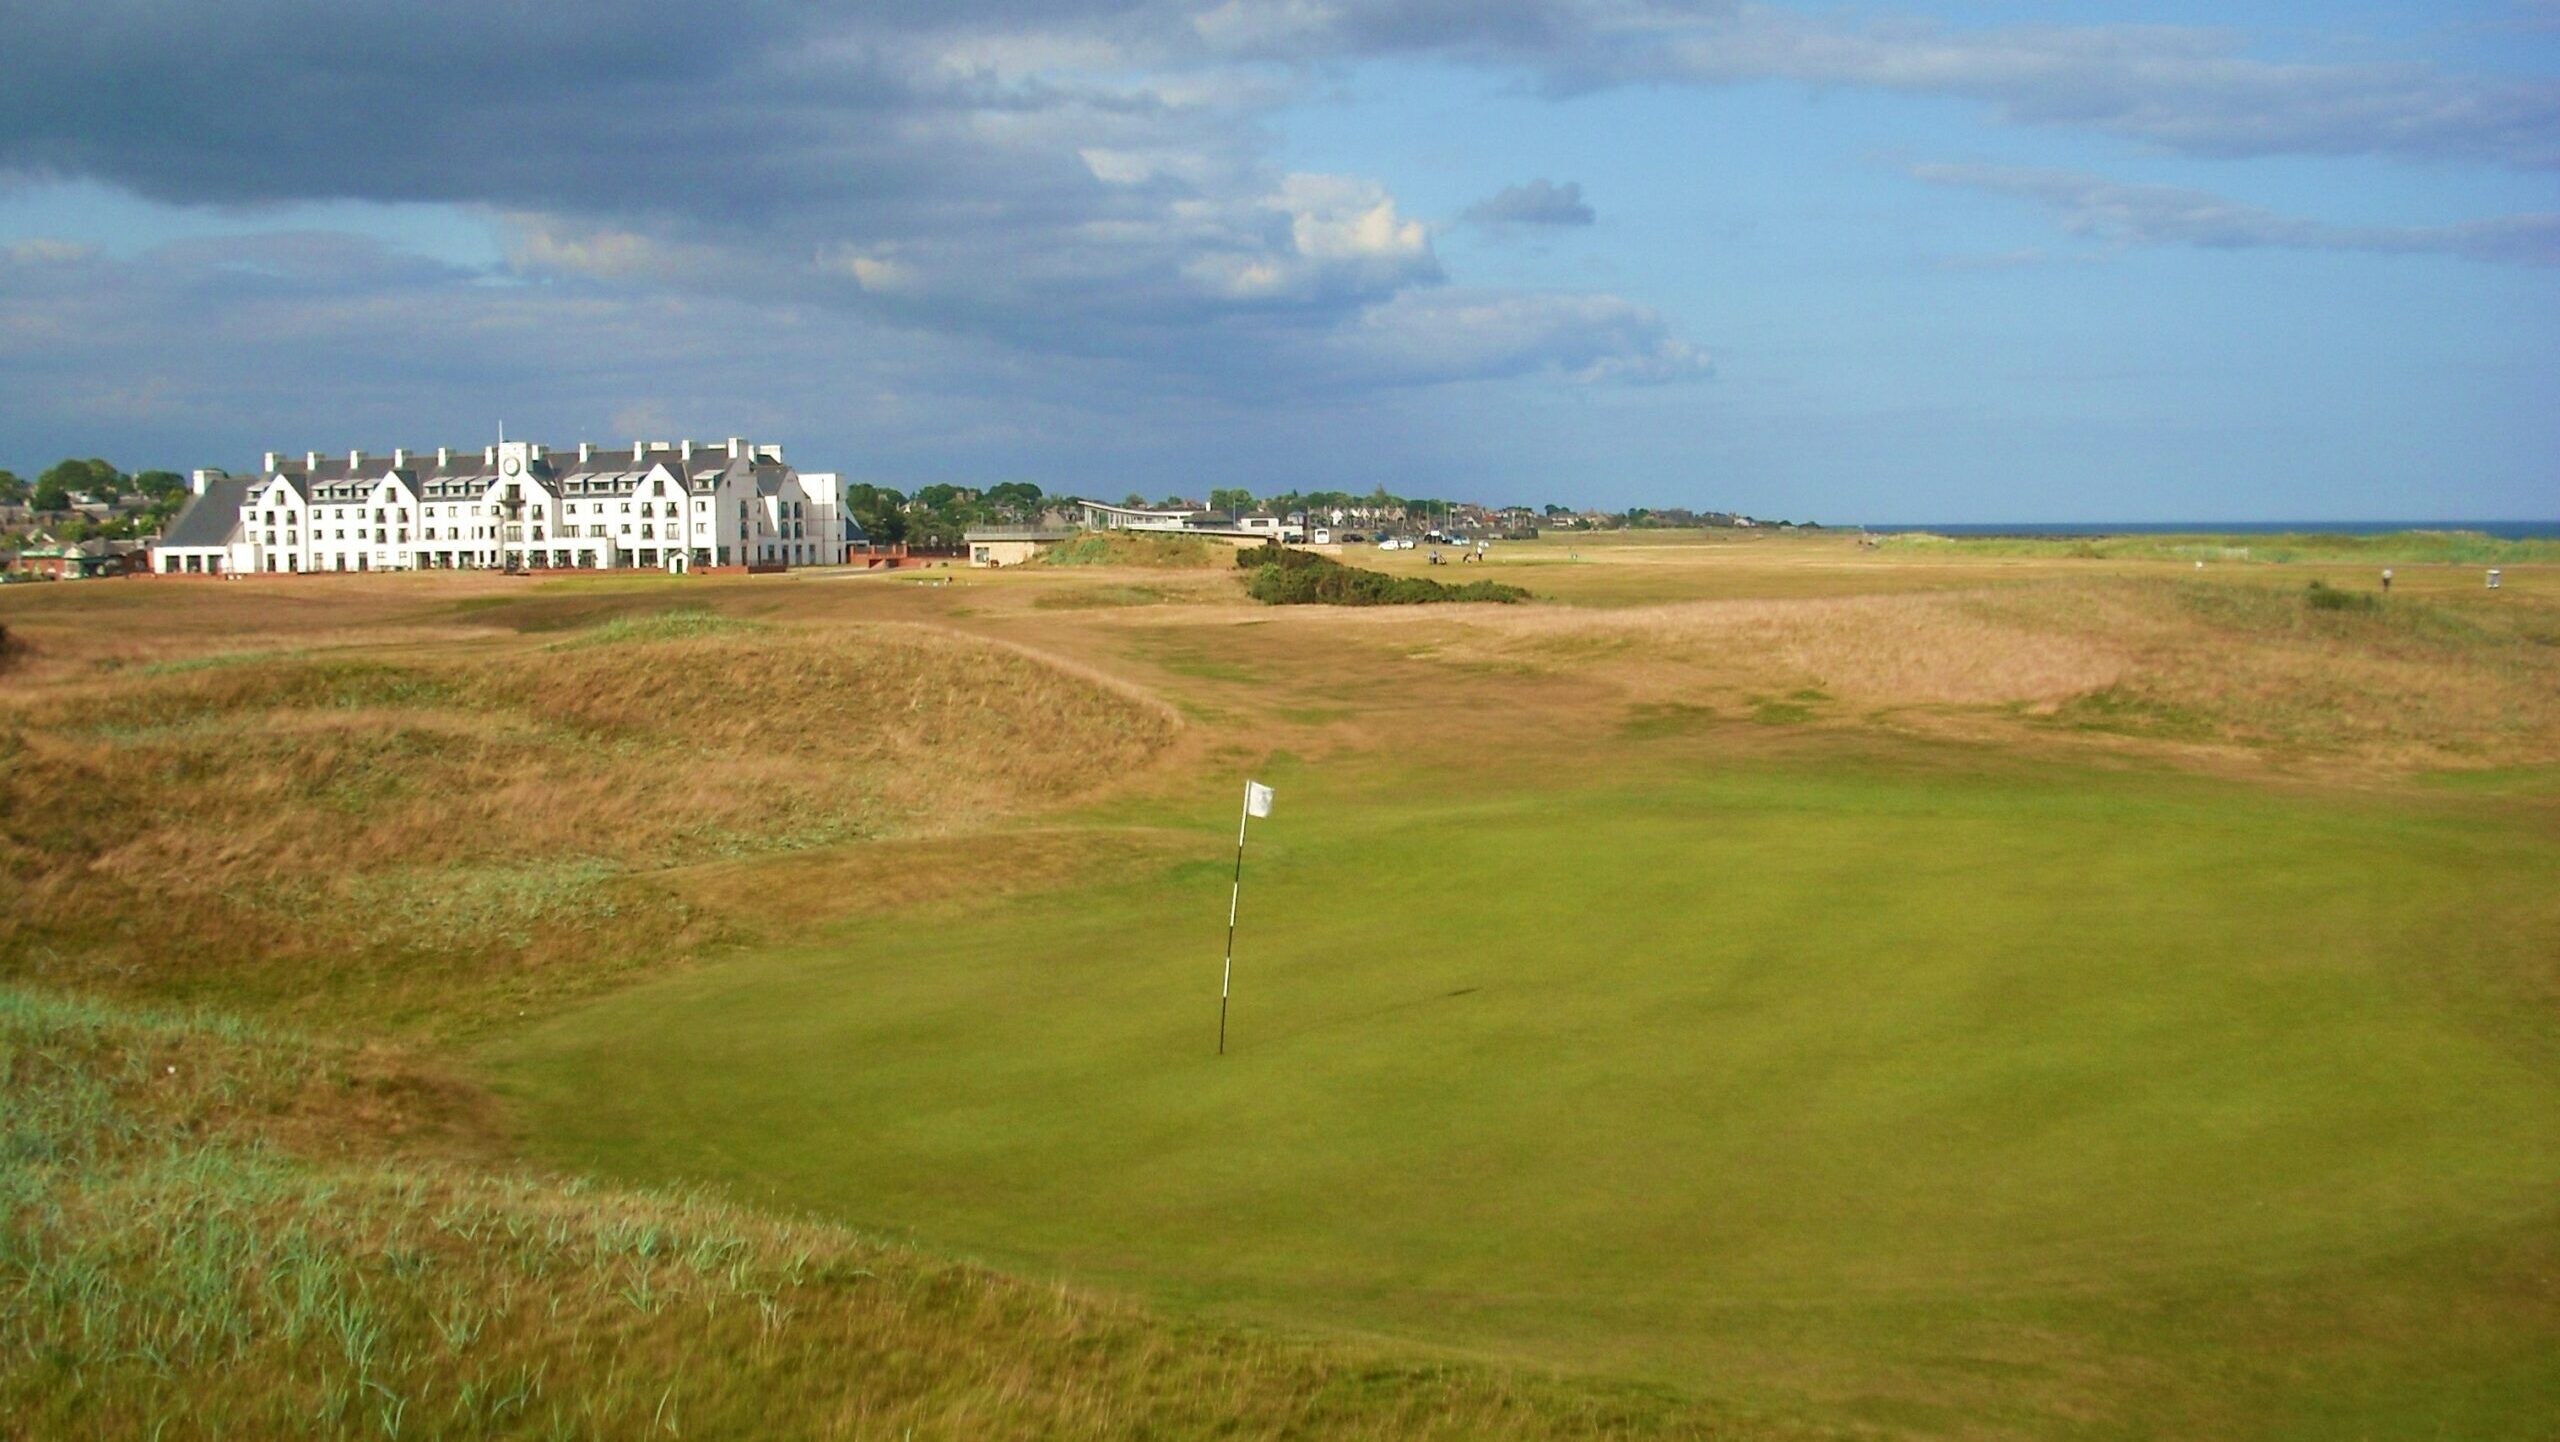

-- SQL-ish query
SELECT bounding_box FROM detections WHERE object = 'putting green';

[489,756,2560,1436]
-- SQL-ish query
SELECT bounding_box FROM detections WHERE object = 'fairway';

[490,754,2560,1437]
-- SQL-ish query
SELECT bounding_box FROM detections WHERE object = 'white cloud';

[818,247,927,296]
[1279,173,1433,263]
[505,219,672,281]
[5,237,98,267]
[1917,162,2560,267]
[1464,178,1596,228]
[1329,288,1709,387]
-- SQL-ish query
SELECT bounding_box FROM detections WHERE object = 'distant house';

[14,538,144,580]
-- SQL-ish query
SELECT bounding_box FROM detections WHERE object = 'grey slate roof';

[160,474,256,549]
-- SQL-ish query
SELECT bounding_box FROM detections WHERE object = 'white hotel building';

[155,438,846,575]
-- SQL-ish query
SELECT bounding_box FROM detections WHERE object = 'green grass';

[545,606,762,647]
[488,754,2560,1438]
[0,987,1778,1439]
[1038,531,1230,568]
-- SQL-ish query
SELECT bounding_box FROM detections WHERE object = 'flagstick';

[1220,780,1273,1056]
[1220,793,1249,1056]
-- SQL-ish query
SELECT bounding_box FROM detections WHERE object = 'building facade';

[155,438,845,575]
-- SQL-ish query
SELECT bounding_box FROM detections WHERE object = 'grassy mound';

[0,987,1760,1441]
[1038,532,1229,568]
[1238,546,1528,606]
[0,618,1174,1033]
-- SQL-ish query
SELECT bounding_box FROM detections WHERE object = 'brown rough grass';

[0,619,1179,1031]
[1427,577,2560,768]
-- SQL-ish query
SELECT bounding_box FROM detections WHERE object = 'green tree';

[0,470,26,504]
[131,469,188,501]
[904,506,969,548]
[983,481,1043,520]
[1208,487,1254,515]
[1121,492,1147,507]
[844,483,909,545]
[36,458,120,509]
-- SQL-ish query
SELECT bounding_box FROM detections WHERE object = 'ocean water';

[1859,520,2560,540]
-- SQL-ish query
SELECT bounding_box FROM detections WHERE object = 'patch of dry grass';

[0,619,1178,1032]
[1437,578,2560,768]
[1485,590,2135,705]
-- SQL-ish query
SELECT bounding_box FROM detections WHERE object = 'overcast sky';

[2,0,2554,521]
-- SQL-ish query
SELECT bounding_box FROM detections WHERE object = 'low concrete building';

[965,524,1077,567]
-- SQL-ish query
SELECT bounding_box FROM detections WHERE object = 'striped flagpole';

[1219,780,1272,1055]
[1219,790,1248,1056]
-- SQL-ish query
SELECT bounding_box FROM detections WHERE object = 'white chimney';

[306,451,320,470]
[190,468,220,497]
[632,440,648,462]
[682,440,695,461]
[263,452,279,473]
[484,446,496,465]
[437,447,451,468]
[392,448,408,468]
[727,436,745,459]
[349,449,363,469]
[578,442,593,465]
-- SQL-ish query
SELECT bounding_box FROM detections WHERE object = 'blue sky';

[1,1,2553,521]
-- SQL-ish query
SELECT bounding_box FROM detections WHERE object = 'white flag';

[1245,780,1274,818]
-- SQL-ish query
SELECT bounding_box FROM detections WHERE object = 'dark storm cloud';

[3,0,2551,453]
[1464,179,1595,228]
[9,4,2552,223]
[1186,1,2560,169]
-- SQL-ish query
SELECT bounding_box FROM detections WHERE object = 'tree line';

[0,458,192,541]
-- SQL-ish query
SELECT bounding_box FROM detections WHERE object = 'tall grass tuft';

[0,986,1755,1439]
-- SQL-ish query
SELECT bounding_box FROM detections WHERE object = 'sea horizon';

[1853,519,2560,541]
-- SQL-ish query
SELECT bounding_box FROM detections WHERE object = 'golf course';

[8,529,2559,1437]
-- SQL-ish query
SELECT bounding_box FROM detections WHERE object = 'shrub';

[2304,580,2382,613]
[1040,533,1226,568]
[1236,546,1527,606]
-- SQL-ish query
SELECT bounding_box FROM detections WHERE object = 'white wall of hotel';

[157,438,846,575]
